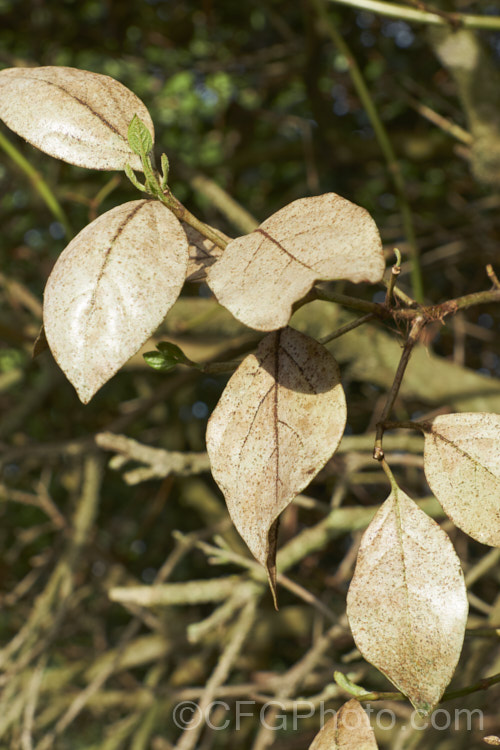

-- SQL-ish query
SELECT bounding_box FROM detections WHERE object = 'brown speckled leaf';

[206,193,384,331]
[183,222,226,282]
[43,200,188,403]
[206,327,346,602]
[423,413,500,546]
[309,699,378,750]
[0,66,154,171]
[346,487,468,714]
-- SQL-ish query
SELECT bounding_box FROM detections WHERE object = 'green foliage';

[144,342,196,372]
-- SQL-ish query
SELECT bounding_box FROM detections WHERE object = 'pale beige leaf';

[183,222,226,282]
[43,200,188,403]
[423,413,500,546]
[206,327,346,599]
[0,66,154,171]
[206,193,384,331]
[346,487,468,715]
[309,699,378,750]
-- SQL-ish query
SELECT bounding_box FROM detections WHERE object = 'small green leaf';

[144,342,198,372]
[143,351,176,372]
[124,163,147,192]
[156,342,192,364]
[128,114,153,159]
[334,671,370,698]
[160,152,170,189]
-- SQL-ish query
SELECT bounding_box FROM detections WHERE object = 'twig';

[487,264,500,289]
[277,496,442,575]
[442,671,500,702]
[311,0,424,301]
[109,576,241,607]
[276,573,338,623]
[405,93,472,145]
[465,549,500,588]
[187,590,250,644]
[0,129,72,237]
[373,315,426,459]
[251,622,346,750]
[385,248,402,307]
[21,656,46,750]
[159,187,229,250]
[186,171,259,234]
[174,596,258,750]
[334,667,500,704]
[95,431,210,485]
[326,0,500,30]
[314,284,386,315]
[319,313,375,344]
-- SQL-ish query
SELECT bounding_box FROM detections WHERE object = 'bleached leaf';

[0,66,154,171]
[183,222,226,282]
[43,200,188,403]
[206,193,384,331]
[346,487,468,715]
[309,699,378,750]
[206,326,346,600]
[423,413,500,546]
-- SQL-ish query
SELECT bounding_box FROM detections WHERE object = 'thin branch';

[159,187,229,250]
[314,284,386,315]
[334,667,500,705]
[373,315,426,459]
[311,0,424,300]
[109,576,241,607]
[385,248,402,307]
[319,313,375,344]
[0,129,72,237]
[95,431,210,485]
[326,0,500,30]
[186,171,259,234]
[175,596,258,750]
[405,93,473,145]
[486,264,500,290]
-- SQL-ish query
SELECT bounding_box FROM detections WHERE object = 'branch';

[326,0,500,30]
[185,171,259,234]
[95,431,210,484]
[311,0,424,300]
[373,315,426,459]
[0,129,72,238]
[109,576,242,607]
[159,186,229,250]
[175,596,258,750]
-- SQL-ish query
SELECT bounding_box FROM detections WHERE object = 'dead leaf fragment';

[0,66,154,171]
[206,193,384,331]
[183,222,227,282]
[206,326,346,600]
[43,200,188,403]
[346,487,468,714]
[423,413,500,546]
[309,699,378,750]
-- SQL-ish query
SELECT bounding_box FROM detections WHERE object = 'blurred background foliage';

[0,0,500,748]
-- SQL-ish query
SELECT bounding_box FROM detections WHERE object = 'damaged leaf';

[43,200,188,403]
[346,486,468,714]
[207,193,384,331]
[0,66,154,171]
[423,413,500,546]
[206,326,346,602]
[309,699,378,750]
